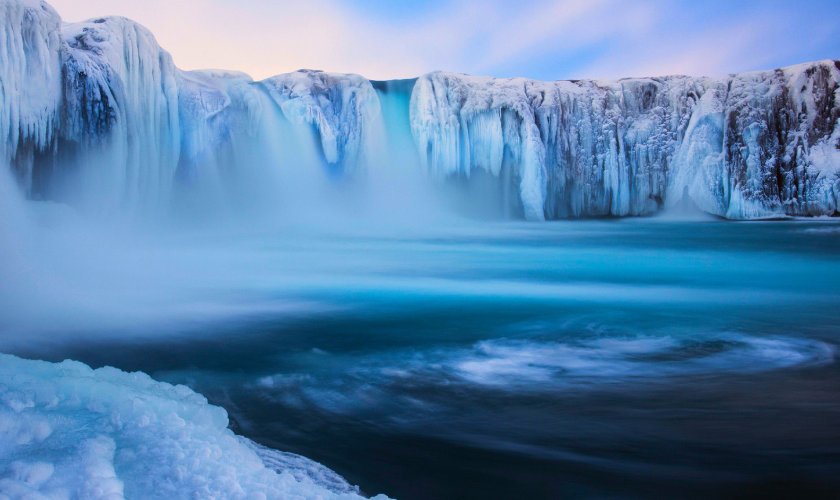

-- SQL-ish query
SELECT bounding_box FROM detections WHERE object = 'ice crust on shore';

[0,353,386,499]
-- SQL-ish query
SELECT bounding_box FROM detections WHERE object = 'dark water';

[17,219,840,499]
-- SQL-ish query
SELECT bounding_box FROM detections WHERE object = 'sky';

[48,0,840,81]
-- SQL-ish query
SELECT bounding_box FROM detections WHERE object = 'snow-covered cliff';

[0,0,838,219]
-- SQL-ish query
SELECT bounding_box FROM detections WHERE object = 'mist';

[0,131,473,348]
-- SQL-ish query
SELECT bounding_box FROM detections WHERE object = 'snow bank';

[0,353,388,499]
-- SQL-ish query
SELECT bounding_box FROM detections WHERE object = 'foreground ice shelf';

[0,353,387,499]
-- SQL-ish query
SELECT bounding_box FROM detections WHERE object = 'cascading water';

[371,79,420,172]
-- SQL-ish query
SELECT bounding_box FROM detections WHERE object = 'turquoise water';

[17,219,840,498]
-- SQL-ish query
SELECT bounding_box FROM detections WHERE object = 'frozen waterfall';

[0,0,838,220]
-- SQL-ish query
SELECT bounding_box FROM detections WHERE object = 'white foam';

[448,334,835,387]
[245,334,836,434]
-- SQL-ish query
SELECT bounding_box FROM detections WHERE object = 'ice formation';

[0,353,385,499]
[411,67,840,219]
[262,70,385,173]
[0,0,61,193]
[0,0,838,220]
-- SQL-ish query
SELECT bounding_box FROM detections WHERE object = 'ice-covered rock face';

[0,0,61,191]
[718,63,840,217]
[409,73,709,219]
[410,73,548,219]
[262,70,383,173]
[59,16,181,210]
[0,0,838,220]
[0,353,386,499]
[412,64,840,219]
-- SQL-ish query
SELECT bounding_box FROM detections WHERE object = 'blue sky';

[49,0,839,80]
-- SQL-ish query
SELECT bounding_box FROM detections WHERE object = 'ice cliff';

[1,0,838,219]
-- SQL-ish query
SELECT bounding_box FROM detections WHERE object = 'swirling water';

[11,219,840,499]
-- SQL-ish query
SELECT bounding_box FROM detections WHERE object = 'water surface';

[15,219,840,499]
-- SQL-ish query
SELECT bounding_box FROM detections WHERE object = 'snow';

[0,0,838,219]
[0,353,388,499]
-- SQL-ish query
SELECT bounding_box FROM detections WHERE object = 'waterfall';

[1,0,838,221]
